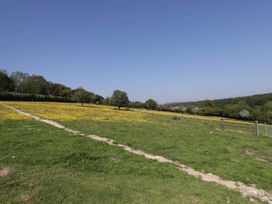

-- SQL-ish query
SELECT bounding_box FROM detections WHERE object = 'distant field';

[1,101,272,203]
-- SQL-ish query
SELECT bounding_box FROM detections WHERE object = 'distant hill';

[163,93,272,123]
[167,93,272,107]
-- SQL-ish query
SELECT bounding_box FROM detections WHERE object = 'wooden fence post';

[255,121,259,136]
[220,118,225,130]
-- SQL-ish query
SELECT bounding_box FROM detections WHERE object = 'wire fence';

[187,117,272,137]
[166,113,272,137]
[215,120,272,137]
[257,123,272,137]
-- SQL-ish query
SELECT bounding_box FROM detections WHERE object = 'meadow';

[1,101,272,203]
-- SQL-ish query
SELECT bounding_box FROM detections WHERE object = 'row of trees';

[0,70,103,104]
[104,90,158,110]
[166,94,272,123]
[0,70,158,109]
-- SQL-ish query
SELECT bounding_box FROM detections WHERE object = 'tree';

[0,72,15,92]
[239,109,250,119]
[103,97,111,105]
[145,99,158,110]
[202,100,215,108]
[94,94,104,104]
[49,83,72,97]
[17,75,49,95]
[179,106,187,113]
[110,90,129,109]
[72,87,93,106]
[10,71,30,90]
[0,69,8,75]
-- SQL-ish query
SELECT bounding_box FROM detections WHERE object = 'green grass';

[0,119,260,203]
[61,113,272,192]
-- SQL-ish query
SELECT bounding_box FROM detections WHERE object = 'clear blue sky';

[0,0,272,103]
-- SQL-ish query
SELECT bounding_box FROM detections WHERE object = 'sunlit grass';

[0,119,256,203]
[1,101,272,202]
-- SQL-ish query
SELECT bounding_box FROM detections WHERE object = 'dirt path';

[3,104,272,204]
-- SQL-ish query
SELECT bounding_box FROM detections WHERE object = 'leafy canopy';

[17,75,49,95]
[0,71,15,92]
[145,99,158,110]
[111,90,129,109]
[72,87,94,106]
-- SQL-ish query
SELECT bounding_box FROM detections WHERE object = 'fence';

[189,117,272,137]
[167,113,272,137]
[256,123,272,137]
[217,120,272,137]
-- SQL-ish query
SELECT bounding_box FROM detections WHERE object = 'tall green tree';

[17,75,49,95]
[0,72,15,92]
[72,87,94,106]
[110,90,129,109]
[10,71,30,90]
[94,94,104,104]
[49,83,72,97]
[145,99,158,110]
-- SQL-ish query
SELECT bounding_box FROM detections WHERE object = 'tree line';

[0,70,158,110]
[165,93,272,123]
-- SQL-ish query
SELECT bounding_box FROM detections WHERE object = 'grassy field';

[1,102,272,203]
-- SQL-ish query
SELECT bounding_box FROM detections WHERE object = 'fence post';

[255,121,259,136]
[220,118,225,130]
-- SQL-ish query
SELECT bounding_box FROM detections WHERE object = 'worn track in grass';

[3,104,272,204]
